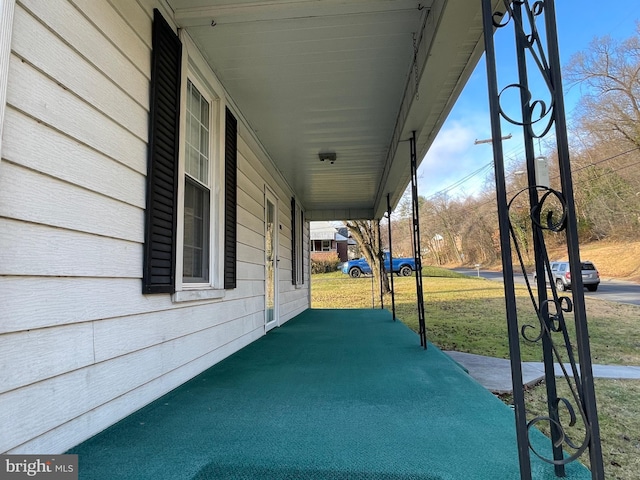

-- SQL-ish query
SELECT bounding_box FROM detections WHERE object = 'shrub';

[311,252,341,274]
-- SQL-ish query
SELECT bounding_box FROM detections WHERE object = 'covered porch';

[0,0,603,475]
[69,309,590,479]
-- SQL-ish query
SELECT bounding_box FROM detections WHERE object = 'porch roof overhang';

[170,0,502,220]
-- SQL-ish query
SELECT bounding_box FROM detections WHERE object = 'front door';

[265,189,278,331]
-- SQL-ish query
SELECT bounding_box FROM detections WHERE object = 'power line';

[585,159,640,181]
[570,146,640,174]
[424,135,558,201]
[425,161,494,200]
[444,145,640,217]
[413,143,639,217]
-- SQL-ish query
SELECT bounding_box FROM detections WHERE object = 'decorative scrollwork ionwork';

[493,0,558,138]
[527,398,591,465]
[494,0,597,467]
[482,0,604,476]
[530,188,567,232]
[497,83,555,138]
[520,295,571,343]
[506,184,592,465]
[507,188,592,467]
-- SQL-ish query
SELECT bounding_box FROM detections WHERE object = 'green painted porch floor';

[69,309,591,479]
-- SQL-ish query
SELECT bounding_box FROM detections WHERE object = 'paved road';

[452,268,640,306]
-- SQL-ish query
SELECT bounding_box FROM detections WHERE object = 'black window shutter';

[300,210,305,284]
[291,197,297,285]
[224,107,238,289]
[142,9,182,294]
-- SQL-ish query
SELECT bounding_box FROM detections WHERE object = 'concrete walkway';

[445,351,640,394]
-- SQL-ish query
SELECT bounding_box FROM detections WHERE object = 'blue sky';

[418,0,640,199]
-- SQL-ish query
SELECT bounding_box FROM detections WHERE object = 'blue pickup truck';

[341,252,416,278]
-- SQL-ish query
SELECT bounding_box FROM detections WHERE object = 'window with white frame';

[183,80,211,283]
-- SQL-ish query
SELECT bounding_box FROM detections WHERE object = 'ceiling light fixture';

[318,152,336,165]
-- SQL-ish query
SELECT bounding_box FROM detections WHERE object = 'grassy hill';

[547,241,640,282]
[469,240,640,283]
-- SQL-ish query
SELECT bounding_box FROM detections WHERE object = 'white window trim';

[173,32,227,302]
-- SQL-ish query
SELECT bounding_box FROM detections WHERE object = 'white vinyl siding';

[0,0,309,455]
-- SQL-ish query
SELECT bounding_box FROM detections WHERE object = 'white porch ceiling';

[169,0,500,220]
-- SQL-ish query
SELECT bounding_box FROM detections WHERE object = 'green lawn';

[522,378,640,480]
[312,269,640,364]
[311,268,640,479]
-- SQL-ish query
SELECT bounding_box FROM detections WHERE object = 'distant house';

[310,222,352,262]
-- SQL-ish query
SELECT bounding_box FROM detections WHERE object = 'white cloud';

[418,115,495,199]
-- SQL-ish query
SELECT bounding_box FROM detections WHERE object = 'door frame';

[264,187,279,331]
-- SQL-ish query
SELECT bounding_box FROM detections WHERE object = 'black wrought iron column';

[544,1,604,473]
[481,0,604,478]
[481,2,531,477]
[409,131,426,348]
[387,194,397,321]
[511,3,564,475]
[377,220,385,310]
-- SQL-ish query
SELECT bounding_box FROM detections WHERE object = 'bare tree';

[346,219,390,294]
[458,193,501,266]
[566,26,640,148]
[564,26,640,240]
